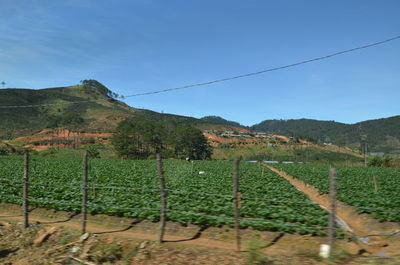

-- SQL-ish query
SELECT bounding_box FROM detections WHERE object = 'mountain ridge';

[251,117,400,154]
[1,82,399,154]
[0,81,245,139]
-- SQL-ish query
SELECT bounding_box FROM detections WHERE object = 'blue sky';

[1,0,399,126]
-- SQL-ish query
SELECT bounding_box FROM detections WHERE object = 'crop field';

[273,164,400,222]
[0,156,333,235]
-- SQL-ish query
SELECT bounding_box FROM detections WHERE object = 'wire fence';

[1,176,399,213]
[1,151,399,257]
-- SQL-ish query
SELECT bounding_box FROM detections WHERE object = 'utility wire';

[122,34,400,98]
[0,35,399,109]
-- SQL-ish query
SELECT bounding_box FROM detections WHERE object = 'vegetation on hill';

[0,80,134,138]
[251,117,400,154]
[200,115,245,128]
[2,81,399,155]
[0,81,244,140]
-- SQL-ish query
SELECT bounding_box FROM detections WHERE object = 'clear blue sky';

[1,0,399,126]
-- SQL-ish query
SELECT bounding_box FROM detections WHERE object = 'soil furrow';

[266,165,400,256]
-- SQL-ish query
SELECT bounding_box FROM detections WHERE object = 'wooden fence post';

[157,153,167,244]
[82,151,89,234]
[232,158,241,252]
[22,151,30,228]
[327,168,337,256]
[373,175,378,193]
[364,142,368,167]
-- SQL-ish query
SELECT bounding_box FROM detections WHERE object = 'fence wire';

[1,176,399,214]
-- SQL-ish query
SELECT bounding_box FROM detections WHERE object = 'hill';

[251,117,400,154]
[200,116,245,128]
[0,81,132,137]
[2,80,398,155]
[0,80,243,139]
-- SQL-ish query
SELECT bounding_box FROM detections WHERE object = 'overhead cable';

[0,34,399,109]
[123,34,400,98]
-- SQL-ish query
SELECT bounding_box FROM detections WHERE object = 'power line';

[0,34,399,109]
[123,34,400,98]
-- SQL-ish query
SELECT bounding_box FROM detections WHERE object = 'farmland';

[0,156,332,235]
[273,164,400,222]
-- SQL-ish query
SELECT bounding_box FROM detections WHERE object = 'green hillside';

[200,115,245,128]
[0,80,241,139]
[2,80,399,155]
[251,117,400,154]
[0,81,131,138]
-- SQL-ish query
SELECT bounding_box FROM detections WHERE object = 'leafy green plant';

[246,237,272,265]
[275,163,400,222]
[368,156,383,167]
[86,144,101,159]
[0,157,358,234]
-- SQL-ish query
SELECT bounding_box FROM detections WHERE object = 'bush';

[39,148,57,157]
[246,237,272,265]
[382,156,393,167]
[86,144,101,159]
[0,147,8,155]
[368,155,393,167]
[368,156,383,167]
[91,243,123,263]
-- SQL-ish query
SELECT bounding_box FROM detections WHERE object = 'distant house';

[368,152,385,156]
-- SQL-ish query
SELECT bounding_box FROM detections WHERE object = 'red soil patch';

[16,129,112,143]
[16,129,113,151]
[203,133,255,146]
[270,134,290,142]
[280,144,321,150]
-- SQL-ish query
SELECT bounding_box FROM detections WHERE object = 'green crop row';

[0,156,339,236]
[273,163,400,222]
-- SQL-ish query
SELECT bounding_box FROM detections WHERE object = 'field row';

[0,157,332,235]
[273,164,400,222]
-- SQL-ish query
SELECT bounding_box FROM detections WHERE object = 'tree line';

[111,119,212,160]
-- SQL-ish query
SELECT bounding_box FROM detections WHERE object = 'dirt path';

[0,212,236,251]
[0,205,329,256]
[266,166,400,256]
[1,206,399,263]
